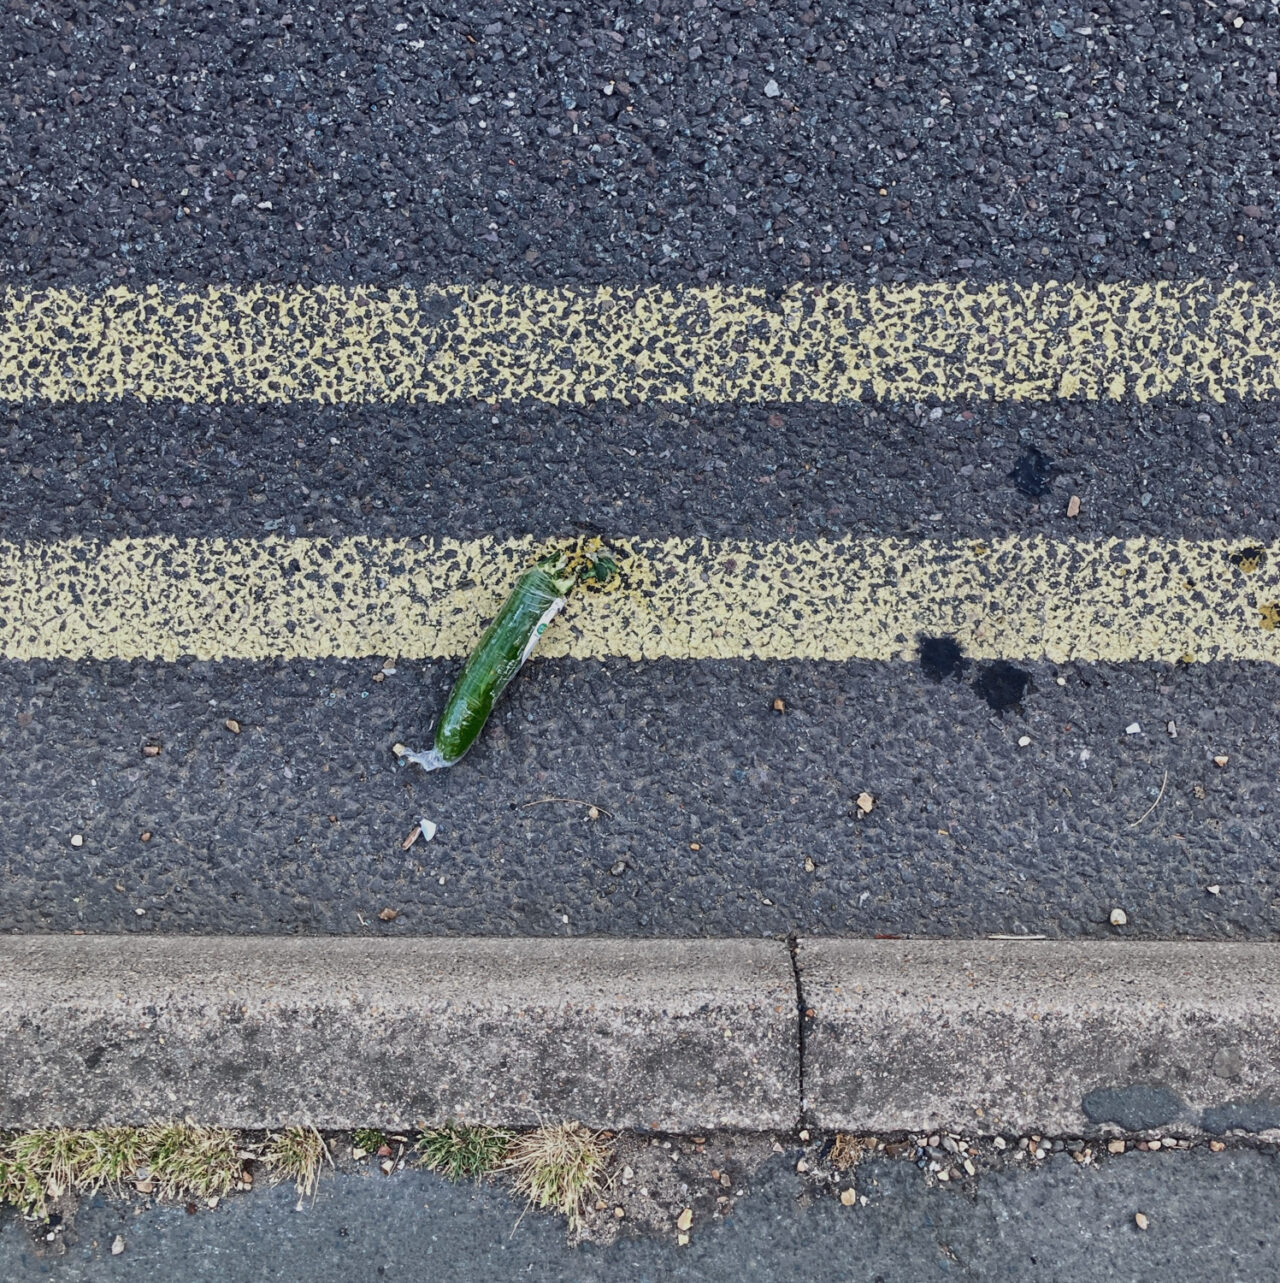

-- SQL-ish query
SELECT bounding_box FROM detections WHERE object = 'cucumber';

[402,549,616,773]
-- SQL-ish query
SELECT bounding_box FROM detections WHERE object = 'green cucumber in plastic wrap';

[401,548,617,773]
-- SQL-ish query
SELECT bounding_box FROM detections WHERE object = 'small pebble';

[1207,884,1221,895]
[224,719,241,734]
[70,834,84,848]
[1110,908,1128,926]
[773,697,786,712]
[1018,735,1031,747]
[1108,1139,1126,1154]
[1126,722,1141,735]
[1067,494,1081,518]
[856,792,875,815]
[111,1235,125,1256]
[1209,1140,1226,1152]
[1135,1212,1149,1231]
[840,1188,856,1206]
[677,1208,693,1232]
[1213,755,1229,767]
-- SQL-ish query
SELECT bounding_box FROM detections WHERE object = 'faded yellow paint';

[0,535,1277,664]
[1,281,1279,403]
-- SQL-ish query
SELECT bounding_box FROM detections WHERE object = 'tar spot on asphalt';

[1008,447,1056,498]
[973,661,1032,712]
[918,636,968,682]
[1230,546,1267,573]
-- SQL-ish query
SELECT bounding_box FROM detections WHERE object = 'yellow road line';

[1,281,1278,404]
[1,535,1277,664]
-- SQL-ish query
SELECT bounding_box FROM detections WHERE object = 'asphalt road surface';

[2,0,1280,941]
[5,1146,1279,1282]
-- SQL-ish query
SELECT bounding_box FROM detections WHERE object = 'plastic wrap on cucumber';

[399,549,618,773]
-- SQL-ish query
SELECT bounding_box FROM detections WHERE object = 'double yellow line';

[5,280,1275,667]
[2,280,1278,404]
[2,535,1276,664]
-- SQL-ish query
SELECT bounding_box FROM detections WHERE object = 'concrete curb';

[800,939,1280,1137]
[2,936,1279,1137]
[0,936,798,1131]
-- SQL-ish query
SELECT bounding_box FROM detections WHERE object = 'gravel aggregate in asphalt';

[3,1,1278,288]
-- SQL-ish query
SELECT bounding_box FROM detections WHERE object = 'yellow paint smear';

[0,280,1278,403]
[1,535,1277,664]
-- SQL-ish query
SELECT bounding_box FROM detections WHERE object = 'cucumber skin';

[432,566,567,765]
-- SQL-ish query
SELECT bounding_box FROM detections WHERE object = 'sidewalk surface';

[5,1147,1276,1283]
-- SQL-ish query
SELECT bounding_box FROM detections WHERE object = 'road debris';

[401,549,617,774]
[1066,494,1081,518]
[523,797,613,818]
[856,792,875,815]
[1129,768,1168,827]
[1135,1211,1149,1231]
[111,1235,125,1255]
[1213,755,1229,767]
[1110,908,1128,926]
[400,815,438,848]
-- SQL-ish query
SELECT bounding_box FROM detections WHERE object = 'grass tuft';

[262,1125,329,1199]
[0,1123,241,1215]
[142,1123,242,1202]
[0,1150,47,1218]
[416,1123,513,1182]
[352,1128,385,1154]
[500,1122,611,1229]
